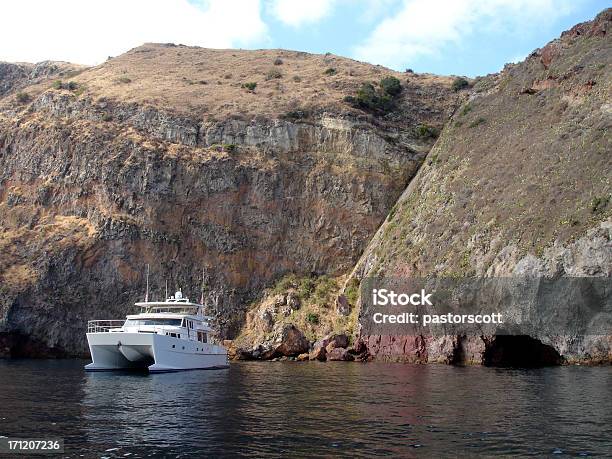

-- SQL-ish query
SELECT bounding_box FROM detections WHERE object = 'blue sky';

[0,0,608,77]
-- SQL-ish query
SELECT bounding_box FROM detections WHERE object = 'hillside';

[0,45,458,356]
[1,10,609,363]
[352,8,611,364]
[229,9,612,365]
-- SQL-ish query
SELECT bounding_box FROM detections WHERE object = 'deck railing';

[87,320,125,333]
[86,320,222,344]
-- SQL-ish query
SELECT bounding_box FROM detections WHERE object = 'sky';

[0,0,608,77]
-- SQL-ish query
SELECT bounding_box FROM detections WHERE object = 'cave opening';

[483,335,562,367]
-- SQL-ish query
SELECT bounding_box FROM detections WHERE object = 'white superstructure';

[85,290,228,373]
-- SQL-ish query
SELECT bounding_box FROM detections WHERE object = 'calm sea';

[0,360,611,457]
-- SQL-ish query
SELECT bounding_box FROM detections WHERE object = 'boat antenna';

[200,268,205,311]
[145,263,150,302]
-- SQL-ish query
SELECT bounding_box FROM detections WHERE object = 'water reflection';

[0,360,611,457]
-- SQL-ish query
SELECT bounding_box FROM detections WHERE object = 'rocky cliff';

[351,9,611,365]
[0,45,457,356]
[2,10,610,364]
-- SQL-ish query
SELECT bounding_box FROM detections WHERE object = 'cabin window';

[124,319,182,326]
[197,331,208,343]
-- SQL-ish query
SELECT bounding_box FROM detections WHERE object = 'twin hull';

[85,332,229,373]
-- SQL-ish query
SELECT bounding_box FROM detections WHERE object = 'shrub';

[273,57,283,65]
[117,77,131,84]
[324,67,337,76]
[590,196,610,213]
[298,278,315,299]
[306,313,320,324]
[415,124,440,139]
[354,82,392,111]
[266,69,282,80]
[223,73,232,79]
[292,75,302,82]
[380,76,402,96]
[405,68,414,73]
[312,276,337,304]
[344,277,360,307]
[223,144,237,153]
[460,103,472,116]
[102,113,113,122]
[15,92,31,104]
[284,109,309,120]
[272,274,297,294]
[51,80,79,91]
[242,82,257,91]
[452,77,470,92]
[468,117,486,128]
[344,76,404,113]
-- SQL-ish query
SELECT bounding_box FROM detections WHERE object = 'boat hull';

[85,332,229,372]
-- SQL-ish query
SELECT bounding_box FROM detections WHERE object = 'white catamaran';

[85,289,228,373]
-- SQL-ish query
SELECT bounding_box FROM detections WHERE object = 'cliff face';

[2,11,610,362]
[0,46,457,355]
[353,9,612,364]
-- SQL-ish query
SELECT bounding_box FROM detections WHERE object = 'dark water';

[0,360,611,457]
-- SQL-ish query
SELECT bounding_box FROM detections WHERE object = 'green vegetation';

[210,143,237,153]
[52,80,80,90]
[116,77,131,84]
[292,75,302,82]
[460,103,472,116]
[468,117,486,128]
[273,57,283,65]
[242,82,257,91]
[15,92,31,104]
[284,109,310,120]
[452,77,470,91]
[271,274,338,306]
[101,113,113,122]
[415,124,440,139]
[590,195,610,213]
[344,76,403,113]
[266,69,282,80]
[306,313,320,324]
[344,277,360,307]
[380,76,402,96]
[324,67,337,76]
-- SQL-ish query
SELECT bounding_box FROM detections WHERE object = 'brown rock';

[287,292,301,310]
[539,41,560,69]
[335,294,350,315]
[324,333,349,353]
[296,352,309,361]
[327,347,354,361]
[275,324,309,356]
[309,346,327,361]
[255,324,309,359]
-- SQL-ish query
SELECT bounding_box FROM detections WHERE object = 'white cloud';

[269,0,336,27]
[353,0,577,70]
[0,0,268,65]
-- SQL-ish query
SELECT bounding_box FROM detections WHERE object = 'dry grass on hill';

[69,44,454,119]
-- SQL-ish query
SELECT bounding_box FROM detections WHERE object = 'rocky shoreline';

[227,328,368,362]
